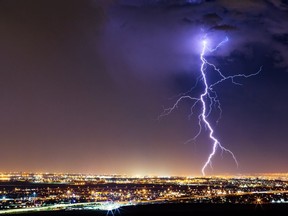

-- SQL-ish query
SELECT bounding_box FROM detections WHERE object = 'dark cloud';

[118,0,205,7]
[208,0,288,68]
[210,24,237,31]
[202,13,223,26]
[103,0,288,69]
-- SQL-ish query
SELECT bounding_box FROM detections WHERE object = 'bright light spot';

[99,203,120,211]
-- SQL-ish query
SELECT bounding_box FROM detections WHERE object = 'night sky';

[0,0,287,176]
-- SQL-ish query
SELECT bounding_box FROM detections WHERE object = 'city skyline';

[0,0,287,176]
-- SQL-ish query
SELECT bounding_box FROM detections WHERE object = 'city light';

[0,172,287,214]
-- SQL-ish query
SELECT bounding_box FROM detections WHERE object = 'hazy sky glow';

[0,0,287,176]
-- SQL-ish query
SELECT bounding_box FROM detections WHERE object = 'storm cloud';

[100,0,288,76]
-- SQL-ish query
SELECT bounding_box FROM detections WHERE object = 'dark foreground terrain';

[6,203,288,216]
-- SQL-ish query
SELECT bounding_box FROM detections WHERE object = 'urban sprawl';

[0,173,287,214]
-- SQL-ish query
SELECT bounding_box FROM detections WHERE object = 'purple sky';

[0,0,287,176]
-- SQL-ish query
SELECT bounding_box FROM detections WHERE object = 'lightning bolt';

[159,36,262,176]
